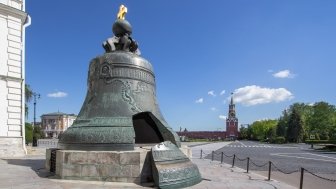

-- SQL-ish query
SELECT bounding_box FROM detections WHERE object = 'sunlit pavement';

[200,140,336,189]
[188,142,296,189]
[0,142,298,189]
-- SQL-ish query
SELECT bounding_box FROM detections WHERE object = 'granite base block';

[46,148,151,183]
[45,146,193,184]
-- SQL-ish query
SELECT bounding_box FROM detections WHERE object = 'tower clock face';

[230,112,235,117]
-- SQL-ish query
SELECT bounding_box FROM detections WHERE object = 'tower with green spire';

[226,93,238,140]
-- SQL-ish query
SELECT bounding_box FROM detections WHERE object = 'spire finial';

[117,4,128,20]
[230,92,234,105]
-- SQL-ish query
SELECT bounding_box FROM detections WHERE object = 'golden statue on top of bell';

[117,4,127,20]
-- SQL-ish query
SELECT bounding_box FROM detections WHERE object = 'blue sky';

[25,0,336,131]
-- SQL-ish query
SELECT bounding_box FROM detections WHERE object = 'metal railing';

[200,149,336,189]
[37,139,59,147]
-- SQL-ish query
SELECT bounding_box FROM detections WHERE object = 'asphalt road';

[204,140,336,189]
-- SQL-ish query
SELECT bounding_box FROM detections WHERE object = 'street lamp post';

[33,92,40,127]
[32,92,40,146]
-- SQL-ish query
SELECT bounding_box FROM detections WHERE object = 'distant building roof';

[176,131,226,139]
[41,112,77,117]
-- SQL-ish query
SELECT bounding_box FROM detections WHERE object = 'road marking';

[305,153,336,160]
[270,153,336,163]
[238,141,247,147]
[226,145,298,149]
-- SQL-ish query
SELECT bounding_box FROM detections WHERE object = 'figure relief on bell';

[99,63,114,80]
[134,81,148,93]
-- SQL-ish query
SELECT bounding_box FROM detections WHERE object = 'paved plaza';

[208,141,336,189]
[0,142,302,189]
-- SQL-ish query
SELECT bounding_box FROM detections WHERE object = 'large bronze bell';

[57,7,202,189]
[58,20,180,151]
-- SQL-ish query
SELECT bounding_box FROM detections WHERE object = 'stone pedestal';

[52,148,151,183]
[46,146,192,184]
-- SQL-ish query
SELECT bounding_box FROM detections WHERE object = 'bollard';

[232,154,236,167]
[300,168,304,189]
[268,161,271,181]
[246,157,250,173]
[200,149,202,159]
[221,152,224,164]
[211,151,214,161]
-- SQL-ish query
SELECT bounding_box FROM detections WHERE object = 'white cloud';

[219,115,227,120]
[232,85,294,106]
[47,91,68,98]
[272,69,295,78]
[195,98,204,103]
[210,107,217,111]
[208,90,216,97]
[220,90,226,96]
[267,69,274,73]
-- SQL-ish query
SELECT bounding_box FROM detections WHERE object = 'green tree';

[25,122,33,144]
[330,126,336,140]
[278,101,336,142]
[25,84,33,118]
[250,121,264,140]
[33,125,44,139]
[331,111,336,140]
[267,125,277,140]
[288,103,312,138]
[250,119,278,141]
[276,110,289,137]
[247,125,253,139]
[307,102,336,140]
[287,109,304,142]
[239,126,248,139]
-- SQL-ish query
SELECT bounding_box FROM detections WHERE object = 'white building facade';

[0,0,29,157]
[41,112,77,138]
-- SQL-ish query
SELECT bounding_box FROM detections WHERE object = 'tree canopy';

[249,119,278,141]
[287,108,304,142]
[25,84,33,118]
[241,101,336,143]
[276,101,336,142]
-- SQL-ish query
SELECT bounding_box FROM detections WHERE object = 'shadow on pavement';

[3,158,53,178]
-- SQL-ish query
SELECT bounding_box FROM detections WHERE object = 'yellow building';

[41,112,76,138]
